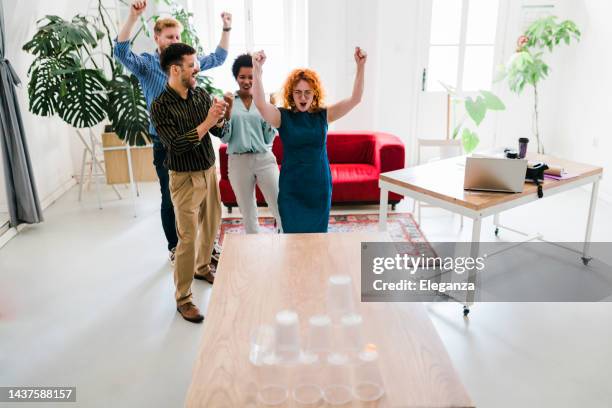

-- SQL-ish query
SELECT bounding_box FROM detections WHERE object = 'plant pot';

[102,132,157,184]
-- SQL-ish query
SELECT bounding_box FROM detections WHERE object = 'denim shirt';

[113,39,227,142]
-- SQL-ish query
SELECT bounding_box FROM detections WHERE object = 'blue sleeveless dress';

[277,108,331,233]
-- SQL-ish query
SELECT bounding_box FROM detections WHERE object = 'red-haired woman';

[252,48,367,233]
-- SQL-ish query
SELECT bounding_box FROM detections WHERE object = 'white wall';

[307,0,421,149]
[539,0,612,199]
[3,0,89,209]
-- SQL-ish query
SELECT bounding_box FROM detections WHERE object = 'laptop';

[463,157,527,193]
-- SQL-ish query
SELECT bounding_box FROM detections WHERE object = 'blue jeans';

[153,142,178,251]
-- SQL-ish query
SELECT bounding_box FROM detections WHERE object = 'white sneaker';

[169,247,176,266]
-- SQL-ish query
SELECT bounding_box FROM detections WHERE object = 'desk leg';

[379,187,389,232]
[582,179,600,265]
[464,217,482,315]
[493,213,500,236]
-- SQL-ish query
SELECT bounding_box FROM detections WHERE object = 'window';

[188,0,308,95]
[425,0,500,92]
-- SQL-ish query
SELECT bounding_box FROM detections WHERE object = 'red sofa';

[218,131,405,212]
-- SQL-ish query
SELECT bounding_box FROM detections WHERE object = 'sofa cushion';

[330,163,378,182]
[330,163,380,202]
[327,133,374,164]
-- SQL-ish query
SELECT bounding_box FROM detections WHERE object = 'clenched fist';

[130,0,147,18]
[206,98,228,126]
[223,92,234,120]
[252,50,267,72]
[221,12,232,29]
[354,46,367,67]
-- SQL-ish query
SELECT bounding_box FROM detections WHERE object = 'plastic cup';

[292,352,323,406]
[327,275,355,324]
[256,353,289,406]
[322,353,353,406]
[340,313,365,357]
[353,346,384,402]
[275,310,301,364]
[249,324,275,366]
[305,314,332,358]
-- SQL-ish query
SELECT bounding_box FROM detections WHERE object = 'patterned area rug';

[218,213,433,254]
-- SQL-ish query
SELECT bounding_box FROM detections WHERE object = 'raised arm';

[252,51,281,128]
[114,1,148,75]
[327,47,367,123]
[117,0,145,42]
[219,12,232,52]
[199,12,232,71]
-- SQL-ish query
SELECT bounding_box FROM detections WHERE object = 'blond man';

[114,0,231,264]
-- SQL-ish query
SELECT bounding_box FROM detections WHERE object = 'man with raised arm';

[114,0,231,265]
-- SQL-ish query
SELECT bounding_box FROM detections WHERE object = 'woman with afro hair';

[251,47,367,233]
[221,54,281,233]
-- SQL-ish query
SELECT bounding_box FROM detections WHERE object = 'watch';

[223,27,231,32]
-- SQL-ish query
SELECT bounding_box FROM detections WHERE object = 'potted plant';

[500,16,581,154]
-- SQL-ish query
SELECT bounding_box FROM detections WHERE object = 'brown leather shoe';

[176,302,204,323]
[194,265,216,284]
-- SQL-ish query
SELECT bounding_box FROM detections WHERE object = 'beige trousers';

[228,152,281,234]
[169,166,221,306]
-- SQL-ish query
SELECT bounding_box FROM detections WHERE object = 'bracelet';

[223,27,231,32]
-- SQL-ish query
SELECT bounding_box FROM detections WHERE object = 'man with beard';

[114,0,231,266]
[150,43,229,323]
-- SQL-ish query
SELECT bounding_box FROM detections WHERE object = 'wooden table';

[378,154,603,310]
[185,232,474,408]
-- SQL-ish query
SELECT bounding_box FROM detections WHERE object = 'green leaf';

[22,18,63,57]
[22,14,99,58]
[465,96,487,126]
[196,74,223,97]
[26,55,78,117]
[107,74,150,146]
[462,128,479,153]
[479,90,505,110]
[57,68,108,128]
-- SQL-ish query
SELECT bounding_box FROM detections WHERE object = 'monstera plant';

[23,0,220,146]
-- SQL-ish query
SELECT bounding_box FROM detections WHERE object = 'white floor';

[1,182,611,407]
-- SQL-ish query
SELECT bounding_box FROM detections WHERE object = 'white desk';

[378,154,603,312]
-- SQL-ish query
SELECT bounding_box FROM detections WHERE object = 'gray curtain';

[0,0,43,226]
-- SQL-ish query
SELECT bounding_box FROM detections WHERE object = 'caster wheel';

[463,306,470,317]
[494,227,499,236]
[581,257,592,266]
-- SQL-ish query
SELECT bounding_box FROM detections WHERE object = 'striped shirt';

[113,39,227,142]
[150,84,227,172]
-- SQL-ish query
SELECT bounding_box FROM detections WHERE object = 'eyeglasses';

[293,90,313,98]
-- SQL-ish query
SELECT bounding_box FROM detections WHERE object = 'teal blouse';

[221,93,277,154]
